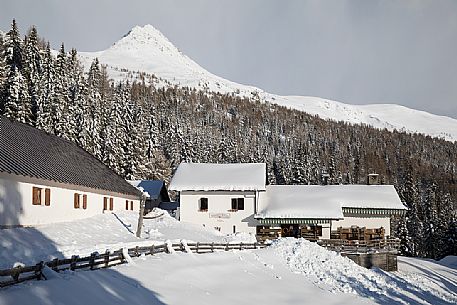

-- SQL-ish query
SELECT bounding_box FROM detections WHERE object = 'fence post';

[225,242,229,251]
[52,258,59,272]
[135,246,139,257]
[89,253,96,270]
[239,242,243,250]
[70,255,78,271]
[196,242,199,254]
[104,250,110,268]
[35,261,44,281]
[211,242,214,253]
[11,265,22,282]
[150,244,155,256]
[254,242,257,249]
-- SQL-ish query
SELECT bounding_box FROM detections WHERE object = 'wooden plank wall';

[342,253,398,271]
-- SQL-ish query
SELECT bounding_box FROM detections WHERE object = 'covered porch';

[255,218,332,242]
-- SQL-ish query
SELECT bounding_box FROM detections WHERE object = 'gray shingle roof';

[0,116,141,197]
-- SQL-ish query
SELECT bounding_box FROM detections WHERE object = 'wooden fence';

[317,238,400,254]
[0,242,265,289]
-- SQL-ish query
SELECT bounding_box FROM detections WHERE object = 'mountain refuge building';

[0,116,141,227]
[169,163,407,240]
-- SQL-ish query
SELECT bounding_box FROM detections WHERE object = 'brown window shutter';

[109,198,113,210]
[103,197,108,210]
[130,201,133,210]
[126,200,129,210]
[74,193,80,209]
[83,195,87,209]
[45,189,51,206]
[32,187,42,205]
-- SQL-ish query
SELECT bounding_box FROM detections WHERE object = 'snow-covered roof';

[327,185,406,209]
[256,185,406,220]
[169,163,266,191]
[257,185,344,219]
[128,180,170,201]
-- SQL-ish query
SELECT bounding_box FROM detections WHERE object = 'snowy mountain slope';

[79,25,457,142]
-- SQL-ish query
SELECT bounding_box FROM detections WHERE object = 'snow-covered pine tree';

[400,171,423,256]
[2,19,31,123]
[67,48,87,142]
[51,43,70,138]
[23,26,42,124]
[36,42,54,133]
[85,58,103,157]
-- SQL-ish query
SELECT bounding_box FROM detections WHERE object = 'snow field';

[0,210,255,269]
[0,250,370,305]
[1,212,455,304]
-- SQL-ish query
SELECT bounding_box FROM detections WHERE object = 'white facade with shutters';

[0,172,140,227]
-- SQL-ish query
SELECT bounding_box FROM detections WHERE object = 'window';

[32,187,42,205]
[199,198,208,211]
[109,198,114,210]
[103,197,108,211]
[74,193,80,209]
[82,195,87,210]
[44,188,51,206]
[125,200,134,210]
[230,198,244,211]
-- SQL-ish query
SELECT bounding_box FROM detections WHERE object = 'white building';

[256,185,406,240]
[169,163,266,234]
[170,162,407,239]
[0,116,141,227]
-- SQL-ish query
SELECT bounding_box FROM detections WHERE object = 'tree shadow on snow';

[398,260,457,297]
[346,267,457,305]
[0,266,167,305]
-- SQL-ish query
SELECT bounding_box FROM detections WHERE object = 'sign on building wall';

[209,213,231,219]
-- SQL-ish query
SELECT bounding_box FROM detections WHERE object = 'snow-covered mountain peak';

[116,24,178,54]
[79,25,457,142]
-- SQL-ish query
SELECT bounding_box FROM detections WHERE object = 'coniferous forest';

[1,21,456,259]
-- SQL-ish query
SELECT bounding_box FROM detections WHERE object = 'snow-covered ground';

[79,25,457,142]
[0,210,255,269]
[1,213,456,304]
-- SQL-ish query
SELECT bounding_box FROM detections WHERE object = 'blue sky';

[2,0,457,118]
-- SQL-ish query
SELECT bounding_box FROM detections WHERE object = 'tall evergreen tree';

[23,26,42,123]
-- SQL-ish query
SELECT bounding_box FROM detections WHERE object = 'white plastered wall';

[322,225,331,239]
[0,175,140,226]
[331,216,391,236]
[179,191,259,234]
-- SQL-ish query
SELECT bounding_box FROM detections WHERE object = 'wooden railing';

[317,238,400,254]
[0,242,265,289]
